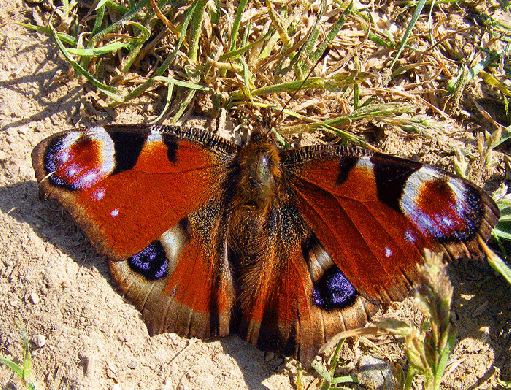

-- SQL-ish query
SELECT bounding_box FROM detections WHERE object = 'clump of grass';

[22,1,363,130]
[310,338,359,389]
[378,250,456,390]
[0,328,36,390]
[488,183,511,285]
[21,1,511,150]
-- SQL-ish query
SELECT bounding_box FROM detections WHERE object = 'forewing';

[32,125,236,260]
[281,146,499,302]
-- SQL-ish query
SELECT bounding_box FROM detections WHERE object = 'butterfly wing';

[231,198,378,364]
[32,125,238,338]
[109,200,236,338]
[233,144,498,364]
[281,146,499,302]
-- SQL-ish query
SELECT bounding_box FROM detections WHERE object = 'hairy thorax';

[227,136,283,262]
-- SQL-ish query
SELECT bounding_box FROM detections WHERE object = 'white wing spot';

[60,151,70,163]
[93,188,105,201]
[110,209,119,217]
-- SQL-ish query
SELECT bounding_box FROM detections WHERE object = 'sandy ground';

[0,1,510,389]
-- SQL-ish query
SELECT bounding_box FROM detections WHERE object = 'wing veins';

[291,179,395,284]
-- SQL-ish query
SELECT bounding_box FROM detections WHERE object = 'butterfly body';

[32,125,499,364]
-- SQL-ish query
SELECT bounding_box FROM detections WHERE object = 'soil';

[0,1,510,389]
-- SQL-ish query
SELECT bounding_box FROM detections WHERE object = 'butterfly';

[32,124,499,365]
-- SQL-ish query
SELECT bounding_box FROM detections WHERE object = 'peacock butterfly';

[32,124,499,365]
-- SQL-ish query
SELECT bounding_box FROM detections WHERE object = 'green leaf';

[48,23,123,101]
[66,40,131,56]
[153,77,214,92]
[487,238,511,285]
[0,356,25,379]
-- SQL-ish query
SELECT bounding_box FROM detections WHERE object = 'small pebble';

[28,292,39,304]
[356,355,394,390]
[127,360,138,369]
[31,334,45,348]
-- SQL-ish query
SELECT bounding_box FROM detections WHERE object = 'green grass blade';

[153,77,214,92]
[314,123,377,150]
[277,0,327,77]
[241,20,251,47]
[231,73,370,99]
[301,0,327,61]
[351,9,396,48]
[220,28,275,61]
[66,40,132,56]
[0,328,36,390]
[434,326,456,385]
[122,1,198,103]
[120,21,152,72]
[98,0,129,14]
[480,70,511,97]
[354,56,360,109]
[88,0,149,47]
[259,28,280,59]
[240,56,255,104]
[493,227,511,241]
[496,214,511,222]
[48,23,123,101]
[266,0,291,48]
[308,2,353,69]
[486,239,511,287]
[91,2,106,36]
[0,356,24,379]
[211,0,221,25]
[170,88,196,124]
[153,81,175,123]
[189,0,207,63]
[229,0,249,50]
[388,0,426,78]
[21,328,32,384]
